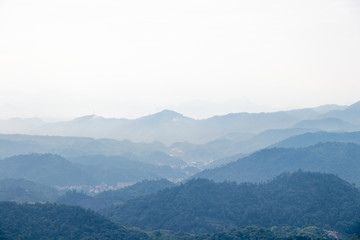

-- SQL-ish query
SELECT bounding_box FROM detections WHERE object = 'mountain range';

[0,153,190,187]
[1,102,359,145]
[1,101,360,239]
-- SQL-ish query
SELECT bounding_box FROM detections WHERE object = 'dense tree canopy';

[103,172,360,234]
[0,202,149,240]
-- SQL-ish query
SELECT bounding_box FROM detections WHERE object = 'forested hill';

[195,142,360,185]
[0,153,96,186]
[95,178,176,206]
[0,202,149,240]
[0,178,60,202]
[103,171,360,234]
[56,179,176,211]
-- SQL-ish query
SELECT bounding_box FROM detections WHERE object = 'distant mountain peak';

[72,115,104,122]
[312,104,347,114]
[156,109,184,117]
[138,109,190,122]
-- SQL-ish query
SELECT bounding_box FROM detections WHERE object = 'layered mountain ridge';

[1,102,359,144]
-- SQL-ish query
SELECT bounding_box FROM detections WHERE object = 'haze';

[0,0,359,120]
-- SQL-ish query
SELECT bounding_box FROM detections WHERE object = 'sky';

[0,0,359,120]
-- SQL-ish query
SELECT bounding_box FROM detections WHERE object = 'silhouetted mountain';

[169,128,316,166]
[0,202,149,240]
[324,101,360,125]
[0,134,168,159]
[205,152,247,169]
[103,172,360,234]
[56,179,176,211]
[0,153,190,187]
[280,104,346,119]
[56,191,107,211]
[96,179,176,207]
[0,178,60,202]
[273,131,360,148]
[0,106,329,144]
[33,111,197,144]
[69,155,190,184]
[195,142,360,185]
[0,154,95,187]
[1,101,359,144]
[0,134,188,168]
[220,132,255,142]
[293,118,359,131]
[120,151,186,167]
[0,130,317,169]
[285,108,320,120]
[0,118,44,134]
[0,139,45,158]
[1,101,360,167]
[170,139,246,166]
[312,104,347,113]
[199,111,298,140]
[136,110,191,124]
[237,128,319,153]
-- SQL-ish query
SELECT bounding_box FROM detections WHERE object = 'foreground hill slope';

[195,142,360,185]
[103,172,360,234]
[0,202,149,240]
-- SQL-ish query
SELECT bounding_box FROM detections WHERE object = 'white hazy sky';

[0,0,359,120]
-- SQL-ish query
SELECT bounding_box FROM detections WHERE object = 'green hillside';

[55,179,176,211]
[0,202,149,240]
[0,154,95,186]
[0,178,60,202]
[96,179,176,206]
[102,172,360,234]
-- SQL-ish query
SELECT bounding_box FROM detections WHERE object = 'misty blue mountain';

[56,179,176,211]
[272,131,360,148]
[1,101,360,239]
[0,178,60,203]
[195,142,360,185]
[2,0,360,238]
[0,153,192,187]
[1,102,359,145]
